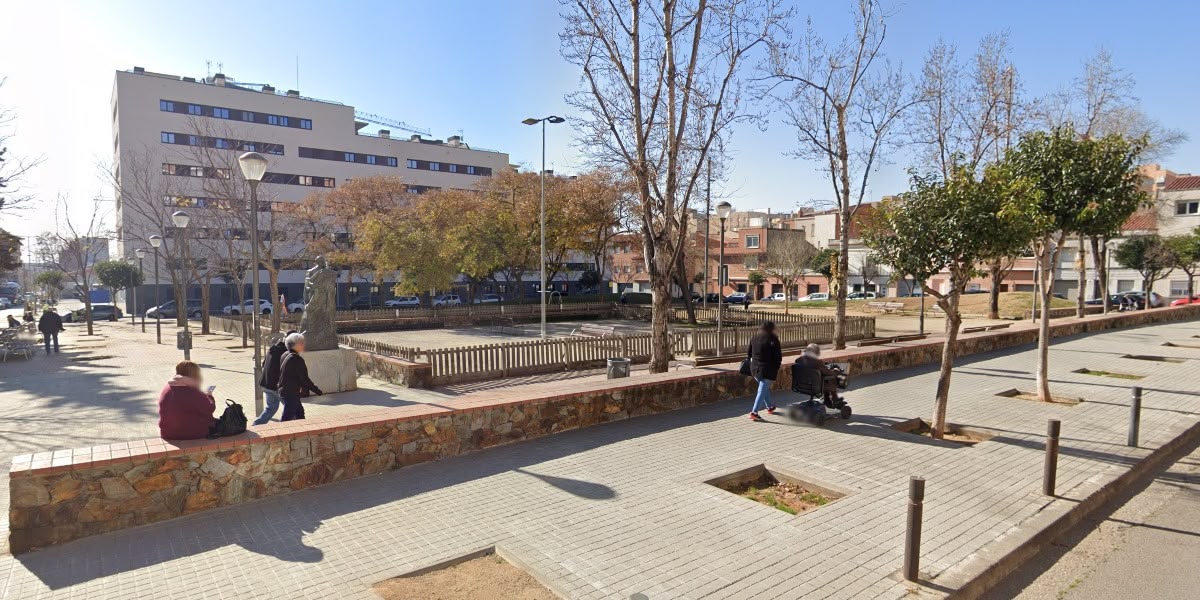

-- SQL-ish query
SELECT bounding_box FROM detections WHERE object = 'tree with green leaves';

[1165,228,1200,299]
[747,271,767,301]
[1004,127,1147,401]
[0,229,20,274]
[94,260,144,320]
[809,248,837,289]
[34,271,63,301]
[1115,235,1175,307]
[864,163,1037,438]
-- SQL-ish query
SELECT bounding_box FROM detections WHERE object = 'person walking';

[746,321,782,421]
[252,331,293,425]
[277,332,322,421]
[37,307,64,354]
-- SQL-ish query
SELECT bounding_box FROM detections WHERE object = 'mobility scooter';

[788,362,852,426]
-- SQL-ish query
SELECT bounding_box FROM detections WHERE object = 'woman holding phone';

[157,360,217,440]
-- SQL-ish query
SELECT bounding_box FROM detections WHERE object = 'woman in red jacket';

[158,361,217,440]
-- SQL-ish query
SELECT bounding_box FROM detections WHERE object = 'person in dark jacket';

[795,343,841,402]
[6,314,19,328]
[37,307,64,354]
[746,321,782,421]
[158,361,217,440]
[277,332,323,421]
[252,331,295,425]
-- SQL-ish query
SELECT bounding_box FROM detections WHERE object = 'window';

[449,164,458,173]
[298,176,314,186]
[267,144,284,156]
[215,168,231,179]
[161,132,175,144]
[242,111,255,122]
[189,166,205,177]
[745,234,760,248]
[366,155,377,165]
[243,143,256,152]
[635,265,645,273]
[1177,201,1199,215]
[407,159,418,169]
[278,116,289,127]
[744,255,759,269]
[466,165,476,175]
[188,135,198,146]
[344,152,355,162]
[387,157,398,167]
[300,119,312,129]
[1171,280,1189,297]
[160,100,175,112]
[268,115,279,125]
[212,107,230,119]
[430,162,441,171]
[187,104,202,115]
[215,138,230,149]
[323,178,334,188]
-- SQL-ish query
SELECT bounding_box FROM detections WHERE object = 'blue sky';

[2,0,1198,238]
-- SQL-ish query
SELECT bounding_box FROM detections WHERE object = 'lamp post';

[522,115,566,339]
[703,158,712,308]
[238,151,269,414]
[149,235,163,344]
[134,248,147,331]
[172,210,192,360]
[716,201,732,357]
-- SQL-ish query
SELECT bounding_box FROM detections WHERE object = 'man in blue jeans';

[37,307,64,354]
[253,331,293,425]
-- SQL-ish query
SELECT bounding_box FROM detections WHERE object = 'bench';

[961,326,988,334]
[1,330,37,361]
[857,337,897,347]
[571,324,618,338]
[866,301,906,314]
[857,333,929,347]
[986,323,1011,331]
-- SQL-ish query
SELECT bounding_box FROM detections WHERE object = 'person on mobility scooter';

[789,343,851,425]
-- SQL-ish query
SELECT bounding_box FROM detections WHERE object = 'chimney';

[133,66,145,74]
[213,73,226,86]
[410,134,422,142]
[378,130,390,139]
[286,89,300,98]
[447,135,462,146]
[261,85,275,94]
[543,169,554,177]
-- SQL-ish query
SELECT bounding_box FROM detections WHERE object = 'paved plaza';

[0,312,1198,598]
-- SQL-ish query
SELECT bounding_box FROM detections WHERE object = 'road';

[984,445,1200,600]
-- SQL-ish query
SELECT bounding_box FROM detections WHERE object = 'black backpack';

[208,399,248,438]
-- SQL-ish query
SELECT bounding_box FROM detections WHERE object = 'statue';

[299,256,339,351]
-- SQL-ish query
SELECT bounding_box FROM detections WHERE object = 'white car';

[473,294,502,304]
[286,301,306,313]
[766,293,788,302]
[431,294,462,307]
[799,293,830,302]
[222,299,273,315]
[384,296,421,308]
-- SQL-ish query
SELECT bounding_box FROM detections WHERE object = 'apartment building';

[111,67,511,310]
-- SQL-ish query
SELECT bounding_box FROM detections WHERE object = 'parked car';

[725,292,750,305]
[287,301,306,313]
[65,303,122,322]
[619,290,654,305]
[963,288,989,295]
[344,297,373,310]
[146,299,204,319]
[799,293,830,302]
[0,297,10,308]
[1084,294,1125,307]
[693,293,723,304]
[473,294,502,304]
[846,292,877,300]
[765,292,789,302]
[384,296,421,308]
[1170,295,1200,307]
[432,294,462,307]
[222,299,273,315]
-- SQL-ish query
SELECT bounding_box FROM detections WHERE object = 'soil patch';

[1122,354,1185,363]
[996,388,1082,405]
[705,464,843,515]
[373,554,556,600]
[1072,368,1145,381]
[891,418,994,446]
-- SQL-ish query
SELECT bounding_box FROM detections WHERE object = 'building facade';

[111,67,511,311]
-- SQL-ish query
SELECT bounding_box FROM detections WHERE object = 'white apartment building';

[111,66,511,311]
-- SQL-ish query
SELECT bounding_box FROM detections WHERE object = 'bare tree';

[764,0,914,349]
[0,78,42,213]
[758,233,816,313]
[38,196,110,336]
[562,0,783,372]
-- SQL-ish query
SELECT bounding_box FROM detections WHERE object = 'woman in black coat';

[277,333,323,421]
[746,321,782,421]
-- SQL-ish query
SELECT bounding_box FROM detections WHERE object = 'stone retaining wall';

[9,304,1200,553]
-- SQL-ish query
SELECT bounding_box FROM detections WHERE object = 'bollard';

[903,476,925,582]
[1043,419,1060,496]
[1128,386,1142,447]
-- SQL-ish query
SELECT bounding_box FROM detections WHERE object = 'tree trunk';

[987,263,1002,320]
[1143,277,1152,310]
[200,273,211,335]
[930,293,961,440]
[1035,242,1056,402]
[236,278,247,348]
[1188,272,1195,300]
[173,282,186,328]
[269,269,281,332]
[1075,234,1087,318]
[648,278,672,372]
[834,230,850,350]
[83,296,94,336]
[1092,237,1110,314]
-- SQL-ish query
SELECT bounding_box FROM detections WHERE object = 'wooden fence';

[616,304,829,325]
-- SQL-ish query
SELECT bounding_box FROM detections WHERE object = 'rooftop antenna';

[205,60,212,78]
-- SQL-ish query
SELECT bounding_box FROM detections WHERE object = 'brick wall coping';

[12,305,1198,480]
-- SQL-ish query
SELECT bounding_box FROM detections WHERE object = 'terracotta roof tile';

[1164,175,1200,191]
[1121,210,1157,232]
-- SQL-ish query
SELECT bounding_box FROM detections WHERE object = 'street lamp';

[238,151,268,413]
[134,248,147,332]
[522,115,566,339]
[172,210,192,360]
[149,235,163,344]
[716,201,732,357]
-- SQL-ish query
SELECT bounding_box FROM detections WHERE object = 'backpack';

[208,399,248,438]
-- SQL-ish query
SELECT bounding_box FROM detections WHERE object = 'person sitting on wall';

[158,360,217,440]
[794,343,842,403]
[6,314,19,328]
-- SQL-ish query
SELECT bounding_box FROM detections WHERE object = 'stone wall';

[10,304,1200,553]
[355,351,432,388]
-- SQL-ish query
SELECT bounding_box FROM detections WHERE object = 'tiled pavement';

[2,319,1200,598]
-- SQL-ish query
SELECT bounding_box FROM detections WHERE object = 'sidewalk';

[2,319,1200,598]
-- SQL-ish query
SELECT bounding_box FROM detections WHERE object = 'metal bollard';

[1128,386,1142,447]
[903,476,925,582]
[1043,419,1060,496]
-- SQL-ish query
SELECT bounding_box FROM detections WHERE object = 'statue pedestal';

[304,348,358,393]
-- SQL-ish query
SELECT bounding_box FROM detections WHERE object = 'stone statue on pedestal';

[299,256,339,351]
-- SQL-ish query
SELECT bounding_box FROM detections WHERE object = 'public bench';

[571,324,618,338]
[866,301,905,313]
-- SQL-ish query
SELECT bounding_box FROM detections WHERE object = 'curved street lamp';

[239,151,269,413]
[172,211,192,360]
[149,235,163,344]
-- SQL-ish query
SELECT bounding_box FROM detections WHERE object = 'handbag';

[738,358,753,376]
[208,400,248,438]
